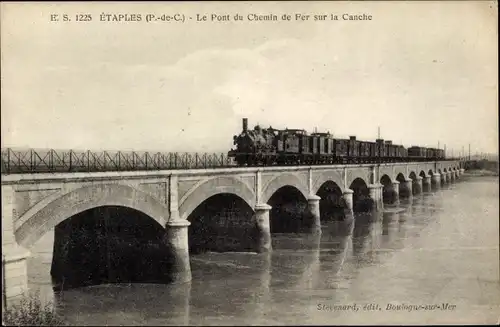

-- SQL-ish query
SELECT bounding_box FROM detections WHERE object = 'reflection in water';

[52,283,192,326]
[399,196,413,221]
[352,212,376,258]
[24,177,499,325]
[318,220,354,291]
[270,233,321,291]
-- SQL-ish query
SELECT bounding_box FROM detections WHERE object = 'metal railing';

[1,148,464,175]
[1,148,236,174]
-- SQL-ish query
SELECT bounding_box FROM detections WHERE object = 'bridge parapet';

[0,148,236,175]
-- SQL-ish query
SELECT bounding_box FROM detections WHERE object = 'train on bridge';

[228,118,445,166]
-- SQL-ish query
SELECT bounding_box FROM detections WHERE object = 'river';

[26,174,500,325]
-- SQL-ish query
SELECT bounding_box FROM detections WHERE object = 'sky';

[1,1,498,156]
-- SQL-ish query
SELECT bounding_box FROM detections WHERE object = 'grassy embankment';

[465,160,499,176]
[2,291,66,326]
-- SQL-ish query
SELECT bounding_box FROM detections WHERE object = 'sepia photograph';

[1,1,498,325]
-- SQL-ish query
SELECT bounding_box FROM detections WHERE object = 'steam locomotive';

[228,118,445,166]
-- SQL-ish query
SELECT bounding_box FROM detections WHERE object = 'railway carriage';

[436,149,445,161]
[228,118,445,166]
[296,131,312,164]
[358,141,372,163]
[385,141,397,162]
[396,145,407,161]
[376,139,386,160]
[311,132,334,164]
[277,130,300,164]
[308,135,319,164]
[408,146,427,161]
[426,148,437,161]
[369,142,379,161]
[347,136,359,162]
[334,138,350,164]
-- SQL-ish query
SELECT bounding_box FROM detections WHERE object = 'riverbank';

[2,292,66,326]
[465,159,499,175]
[465,169,498,177]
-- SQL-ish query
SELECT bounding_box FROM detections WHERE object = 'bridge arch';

[312,171,345,195]
[179,176,256,220]
[261,173,309,204]
[348,177,371,212]
[380,174,392,186]
[316,180,343,197]
[396,172,412,197]
[392,166,407,182]
[267,185,309,233]
[187,192,256,253]
[316,180,345,221]
[409,171,417,180]
[16,183,169,249]
[345,170,370,191]
[395,173,406,183]
[380,174,396,204]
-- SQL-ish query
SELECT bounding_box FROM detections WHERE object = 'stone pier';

[254,204,272,253]
[2,247,30,308]
[165,220,192,283]
[377,183,384,209]
[442,172,448,184]
[423,175,432,192]
[343,189,354,216]
[413,176,423,194]
[400,178,413,198]
[368,184,384,211]
[307,195,321,234]
[2,185,30,308]
[432,173,441,189]
[392,180,400,204]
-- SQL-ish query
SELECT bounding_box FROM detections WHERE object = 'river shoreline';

[465,169,498,177]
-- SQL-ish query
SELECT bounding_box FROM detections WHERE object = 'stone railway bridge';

[2,160,464,302]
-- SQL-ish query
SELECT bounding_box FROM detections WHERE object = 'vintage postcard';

[1,1,498,326]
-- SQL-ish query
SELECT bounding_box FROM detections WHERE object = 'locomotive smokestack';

[242,118,248,132]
